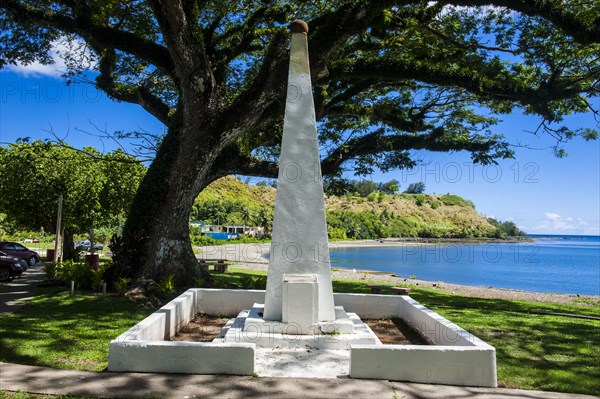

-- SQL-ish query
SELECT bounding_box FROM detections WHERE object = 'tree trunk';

[62,229,77,261]
[112,120,216,288]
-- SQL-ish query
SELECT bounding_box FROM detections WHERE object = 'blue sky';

[1,60,599,236]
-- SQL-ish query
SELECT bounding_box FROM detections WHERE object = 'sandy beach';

[196,240,600,306]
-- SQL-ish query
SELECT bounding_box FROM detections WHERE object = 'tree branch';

[327,56,591,121]
[320,128,497,175]
[210,147,278,179]
[96,49,171,125]
[0,0,175,73]
[147,0,213,97]
[444,0,600,45]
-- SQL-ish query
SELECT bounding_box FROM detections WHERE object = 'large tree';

[1,1,598,287]
[0,141,145,259]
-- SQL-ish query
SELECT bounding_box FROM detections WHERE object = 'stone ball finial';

[289,19,309,34]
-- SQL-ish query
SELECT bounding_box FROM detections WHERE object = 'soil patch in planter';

[171,314,230,342]
[171,315,429,345]
[364,318,430,345]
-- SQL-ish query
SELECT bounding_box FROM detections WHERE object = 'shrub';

[91,269,105,292]
[158,274,175,296]
[60,260,94,288]
[44,262,58,281]
[191,235,218,246]
[239,275,267,289]
[440,194,470,206]
[114,277,131,296]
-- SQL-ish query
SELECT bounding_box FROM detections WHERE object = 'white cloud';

[526,213,600,235]
[545,212,561,221]
[4,38,95,78]
[5,43,67,78]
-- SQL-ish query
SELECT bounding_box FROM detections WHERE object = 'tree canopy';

[0,141,145,257]
[1,0,598,286]
[405,182,426,194]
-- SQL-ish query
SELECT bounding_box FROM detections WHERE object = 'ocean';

[329,235,600,296]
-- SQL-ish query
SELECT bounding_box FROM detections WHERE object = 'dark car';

[0,253,23,282]
[0,251,28,272]
[0,242,40,266]
[74,240,104,252]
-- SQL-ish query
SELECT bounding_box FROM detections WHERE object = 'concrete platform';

[221,303,379,349]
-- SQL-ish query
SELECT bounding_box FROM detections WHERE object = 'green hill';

[192,176,521,239]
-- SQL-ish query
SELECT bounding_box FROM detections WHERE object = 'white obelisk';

[263,20,336,322]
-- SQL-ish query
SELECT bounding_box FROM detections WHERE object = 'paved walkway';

[1,363,598,399]
[0,263,46,315]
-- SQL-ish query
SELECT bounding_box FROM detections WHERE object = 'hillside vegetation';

[192,176,522,239]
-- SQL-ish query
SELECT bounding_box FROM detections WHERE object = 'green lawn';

[1,270,598,396]
[0,288,151,371]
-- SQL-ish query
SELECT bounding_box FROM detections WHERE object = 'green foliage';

[353,180,378,197]
[440,195,473,207]
[414,194,426,206]
[0,141,145,238]
[190,229,218,246]
[404,182,426,194]
[488,218,527,238]
[44,262,58,281]
[60,260,92,286]
[91,268,105,292]
[197,177,504,240]
[114,277,131,296]
[57,260,110,290]
[327,226,348,240]
[378,180,400,194]
[158,274,175,296]
[238,275,267,290]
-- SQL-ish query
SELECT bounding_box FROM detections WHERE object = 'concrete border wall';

[350,345,497,387]
[108,288,255,375]
[109,341,254,374]
[109,288,496,386]
[333,293,403,319]
[349,295,497,387]
[193,288,265,316]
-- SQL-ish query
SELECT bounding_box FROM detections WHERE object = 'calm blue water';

[329,235,600,296]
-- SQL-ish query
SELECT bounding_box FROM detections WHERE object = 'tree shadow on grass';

[0,286,151,371]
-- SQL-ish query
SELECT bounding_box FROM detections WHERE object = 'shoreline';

[197,240,600,306]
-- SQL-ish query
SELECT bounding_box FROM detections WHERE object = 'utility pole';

[53,195,63,263]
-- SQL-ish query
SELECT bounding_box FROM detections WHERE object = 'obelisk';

[263,20,336,322]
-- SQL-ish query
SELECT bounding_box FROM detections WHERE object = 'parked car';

[74,240,104,252]
[0,251,28,272]
[0,252,23,282]
[0,242,40,267]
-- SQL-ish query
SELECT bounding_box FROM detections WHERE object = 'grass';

[0,287,151,371]
[1,270,598,396]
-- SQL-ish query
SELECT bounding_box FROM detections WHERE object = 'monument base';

[220,303,380,349]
